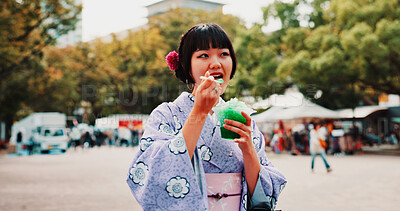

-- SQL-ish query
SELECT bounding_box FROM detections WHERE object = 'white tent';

[252,106,287,122]
[278,99,339,119]
[337,105,388,119]
[252,96,339,122]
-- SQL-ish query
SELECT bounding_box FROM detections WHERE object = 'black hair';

[175,23,237,84]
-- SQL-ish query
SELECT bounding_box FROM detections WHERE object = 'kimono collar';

[173,92,232,170]
[172,92,196,116]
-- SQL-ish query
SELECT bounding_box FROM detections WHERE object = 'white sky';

[82,0,281,41]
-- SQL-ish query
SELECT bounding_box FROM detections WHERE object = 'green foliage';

[32,8,246,123]
[258,0,400,109]
[148,8,245,51]
[0,0,81,80]
[3,0,399,132]
[0,0,81,137]
[226,24,282,99]
[263,0,301,29]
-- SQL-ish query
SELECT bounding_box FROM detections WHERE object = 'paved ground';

[0,147,399,211]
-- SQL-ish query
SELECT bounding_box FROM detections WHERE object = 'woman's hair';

[175,23,237,84]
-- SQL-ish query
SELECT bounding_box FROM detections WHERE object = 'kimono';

[127,92,286,211]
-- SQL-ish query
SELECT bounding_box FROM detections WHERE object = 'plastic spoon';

[200,76,224,84]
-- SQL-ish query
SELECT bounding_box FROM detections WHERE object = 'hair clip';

[165,51,179,71]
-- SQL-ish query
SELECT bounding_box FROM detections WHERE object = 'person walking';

[310,123,332,173]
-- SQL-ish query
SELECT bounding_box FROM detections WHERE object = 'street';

[0,147,399,211]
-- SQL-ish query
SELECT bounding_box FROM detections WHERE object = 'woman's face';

[190,46,233,93]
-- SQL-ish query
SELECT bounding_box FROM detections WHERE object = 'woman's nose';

[209,56,221,69]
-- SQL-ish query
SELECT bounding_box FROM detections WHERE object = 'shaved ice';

[212,98,255,139]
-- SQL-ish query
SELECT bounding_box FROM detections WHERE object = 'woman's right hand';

[184,71,221,158]
[192,71,221,115]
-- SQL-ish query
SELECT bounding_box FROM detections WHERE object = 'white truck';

[10,112,68,153]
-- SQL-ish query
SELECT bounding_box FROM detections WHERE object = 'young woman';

[127,23,286,211]
[310,123,332,173]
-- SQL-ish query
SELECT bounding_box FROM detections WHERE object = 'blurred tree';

[226,24,281,99]
[0,0,81,140]
[39,45,86,115]
[35,8,246,125]
[0,0,81,79]
[77,8,246,117]
[148,8,245,51]
[91,28,169,117]
[260,0,399,109]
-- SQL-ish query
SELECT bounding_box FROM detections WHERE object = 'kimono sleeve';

[250,121,287,210]
[126,103,206,211]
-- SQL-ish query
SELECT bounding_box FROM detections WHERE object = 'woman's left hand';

[224,111,261,196]
[223,111,254,153]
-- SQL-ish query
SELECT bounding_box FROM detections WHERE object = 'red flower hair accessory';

[165,51,179,71]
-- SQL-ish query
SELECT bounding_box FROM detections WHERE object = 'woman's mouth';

[211,73,224,79]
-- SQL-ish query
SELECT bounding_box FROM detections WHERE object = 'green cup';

[213,98,255,140]
[217,108,247,139]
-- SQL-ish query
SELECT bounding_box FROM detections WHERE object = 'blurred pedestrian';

[365,127,381,146]
[331,127,344,155]
[112,128,118,146]
[319,122,329,153]
[70,126,81,149]
[81,131,93,149]
[277,120,285,153]
[389,132,398,145]
[16,132,23,156]
[310,123,332,173]
[126,23,286,211]
[289,126,301,155]
[27,136,34,155]
[94,129,104,147]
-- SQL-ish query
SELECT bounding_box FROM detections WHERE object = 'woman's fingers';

[224,119,251,133]
[241,111,252,126]
[198,71,223,95]
[198,76,215,89]
[198,78,222,98]
[193,73,221,114]
[223,124,250,138]
[233,138,247,144]
[223,115,252,144]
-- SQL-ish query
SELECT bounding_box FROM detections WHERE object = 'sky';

[82,0,281,42]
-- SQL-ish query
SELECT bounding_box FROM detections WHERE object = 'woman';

[127,23,286,211]
[310,123,332,173]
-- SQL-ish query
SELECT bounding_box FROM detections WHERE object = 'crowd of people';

[265,120,399,156]
[67,124,142,150]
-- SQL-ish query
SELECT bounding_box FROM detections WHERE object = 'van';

[10,112,68,153]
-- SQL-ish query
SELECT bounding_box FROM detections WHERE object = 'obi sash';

[205,173,242,211]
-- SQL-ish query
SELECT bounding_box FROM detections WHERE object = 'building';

[146,0,224,17]
[97,0,224,43]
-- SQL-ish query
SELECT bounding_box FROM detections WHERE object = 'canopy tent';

[252,106,287,122]
[252,99,339,123]
[337,106,388,119]
[250,87,339,123]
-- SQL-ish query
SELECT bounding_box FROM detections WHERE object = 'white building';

[98,0,224,43]
[146,0,224,17]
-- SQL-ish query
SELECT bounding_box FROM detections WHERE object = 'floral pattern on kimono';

[127,92,286,211]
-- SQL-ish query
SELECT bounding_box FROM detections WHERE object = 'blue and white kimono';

[127,92,286,211]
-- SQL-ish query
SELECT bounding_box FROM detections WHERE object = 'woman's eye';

[198,54,208,58]
[221,52,230,56]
